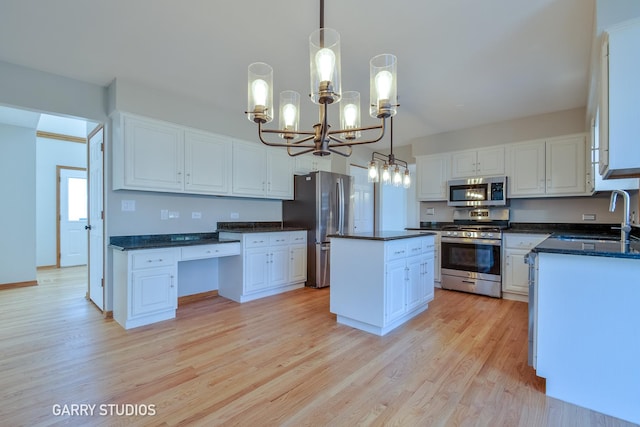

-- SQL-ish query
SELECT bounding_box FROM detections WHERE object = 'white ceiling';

[0,0,595,146]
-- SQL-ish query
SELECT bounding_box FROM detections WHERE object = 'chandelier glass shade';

[245,2,398,158]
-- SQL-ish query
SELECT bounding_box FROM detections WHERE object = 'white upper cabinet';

[416,153,450,201]
[450,146,505,179]
[232,140,294,199]
[507,134,589,198]
[184,130,232,195]
[599,19,640,179]
[116,114,185,192]
[113,113,232,196]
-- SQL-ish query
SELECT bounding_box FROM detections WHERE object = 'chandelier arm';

[260,128,316,136]
[326,122,385,135]
[257,123,317,148]
[287,146,317,157]
[327,146,352,157]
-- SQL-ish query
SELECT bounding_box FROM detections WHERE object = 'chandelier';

[368,117,411,188]
[245,0,398,158]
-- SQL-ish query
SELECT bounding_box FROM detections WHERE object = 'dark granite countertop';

[531,235,640,259]
[109,233,240,251]
[216,221,307,233]
[406,222,455,231]
[328,230,436,241]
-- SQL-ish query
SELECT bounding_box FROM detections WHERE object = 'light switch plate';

[192,212,202,219]
[121,200,136,212]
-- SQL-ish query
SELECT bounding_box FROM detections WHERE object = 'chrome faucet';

[609,190,631,243]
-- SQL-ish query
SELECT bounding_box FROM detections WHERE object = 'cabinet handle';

[147,258,164,263]
[186,173,190,184]
[177,171,182,183]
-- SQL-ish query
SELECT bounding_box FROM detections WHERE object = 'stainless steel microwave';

[447,176,507,207]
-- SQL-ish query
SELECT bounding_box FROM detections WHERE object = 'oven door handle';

[441,237,502,246]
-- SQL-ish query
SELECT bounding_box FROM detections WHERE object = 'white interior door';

[59,167,87,267]
[350,165,374,233]
[88,126,104,310]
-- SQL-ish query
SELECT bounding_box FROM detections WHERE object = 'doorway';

[57,166,87,267]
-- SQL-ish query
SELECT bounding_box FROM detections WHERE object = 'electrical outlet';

[121,200,136,212]
[192,212,202,219]
[425,207,435,215]
[582,213,596,221]
[160,209,169,220]
[230,212,240,219]
[168,211,179,219]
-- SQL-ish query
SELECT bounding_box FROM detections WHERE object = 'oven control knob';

[480,232,486,237]
[465,231,472,237]
[453,232,458,236]
[487,233,494,237]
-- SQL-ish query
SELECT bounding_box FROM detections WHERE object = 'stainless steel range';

[440,208,509,298]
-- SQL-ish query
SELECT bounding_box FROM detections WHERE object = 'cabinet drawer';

[244,234,270,248]
[289,231,307,245]
[131,249,176,269]
[269,232,290,246]
[181,242,241,260]
[504,234,549,250]
[407,239,423,257]
[386,242,408,261]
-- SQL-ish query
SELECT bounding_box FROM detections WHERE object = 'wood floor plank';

[0,266,637,426]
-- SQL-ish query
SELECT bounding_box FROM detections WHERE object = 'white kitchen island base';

[535,251,640,425]
[330,232,435,336]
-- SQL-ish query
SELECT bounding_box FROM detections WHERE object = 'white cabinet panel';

[508,134,589,198]
[121,115,184,191]
[450,147,504,179]
[184,131,232,195]
[501,233,549,298]
[416,154,450,201]
[232,140,294,199]
[218,231,307,302]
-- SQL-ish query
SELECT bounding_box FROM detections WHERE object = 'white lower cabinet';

[112,242,241,329]
[330,234,435,336]
[501,233,549,300]
[218,231,307,302]
[113,248,178,329]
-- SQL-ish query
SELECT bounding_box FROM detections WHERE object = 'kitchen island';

[329,231,436,336]
[530,234,640,424]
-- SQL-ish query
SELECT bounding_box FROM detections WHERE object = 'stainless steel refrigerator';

[282,171,353,288]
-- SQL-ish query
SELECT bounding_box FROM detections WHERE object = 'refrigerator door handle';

[337,178,345,235]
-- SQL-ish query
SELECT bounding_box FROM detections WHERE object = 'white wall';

[411,107,587,156]
[0,123,36,285]
[108,190,282,236]
[35,138,86,266]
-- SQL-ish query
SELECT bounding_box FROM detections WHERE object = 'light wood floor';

[0,267,636,427]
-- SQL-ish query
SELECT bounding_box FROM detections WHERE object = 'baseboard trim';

[104,311,113,319]
[0,280,38,290]
[37,265,58,270]
[178,290,219,307]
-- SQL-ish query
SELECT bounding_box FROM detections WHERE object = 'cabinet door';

[503,248,530,295]
[476,146,505,176]
[508,140,546,197]
[416,154,449,200]
[123,115,184,191]
[385,260,407,324]
[232,141,267,196]
[268,245,289,287]
[406,256,423,311]
[546,135,586,195]
[131,267,176,317]
[184,131,232,195]
[244,248,270,293]
[266,150,294,199]
[450,151,478,178]
[422,253,435,302]
[289,244,307,283]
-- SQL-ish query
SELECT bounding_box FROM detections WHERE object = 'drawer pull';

[147,258,163,263]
